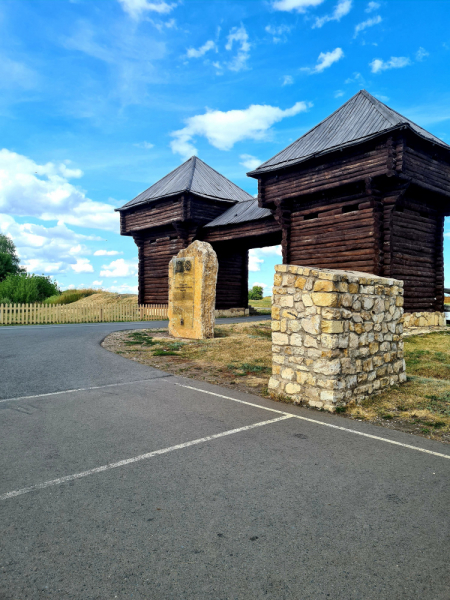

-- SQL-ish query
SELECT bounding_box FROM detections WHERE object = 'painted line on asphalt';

[170,382,450,461]
[0,321,167,331]
[0,415,292,500]
[0,378,171,404]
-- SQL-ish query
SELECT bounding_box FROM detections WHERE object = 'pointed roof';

[118,156,253,211]
[248,90,449,176]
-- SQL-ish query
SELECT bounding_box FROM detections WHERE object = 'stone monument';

[168,240,218,339]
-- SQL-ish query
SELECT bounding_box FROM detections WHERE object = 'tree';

[0,252,15,282]
[248,285,264,300]
[0,234,23,281]
[0,273,60,303]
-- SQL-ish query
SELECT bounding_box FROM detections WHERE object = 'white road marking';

[0,415,292,500]
[170,382,450,461]
[0,322,167,330]
[0,378,169,404]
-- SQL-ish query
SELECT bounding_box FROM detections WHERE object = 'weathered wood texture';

[258,137,403,209]
[133,228,254,309]
[189,195,237,224]
[212,244,249,309]
[121,193,237,236]
[253,131,450,313]
[390,195,444,312]
[121,197,184,235]
[288,193,381,274]
[402,134,450,200]
[136,230,184,305]
[202,217,281,243]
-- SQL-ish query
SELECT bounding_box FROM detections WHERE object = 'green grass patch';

[43,288,98,305]
[248,296,272,308]
[227,361,271,376]
[153,349,179,356]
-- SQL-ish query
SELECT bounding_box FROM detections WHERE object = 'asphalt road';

[1,319,449,599]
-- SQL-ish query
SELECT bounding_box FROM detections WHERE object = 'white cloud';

[240,154,261,171]
[225,25,250,71]
[0,149,119,232]
[365,1,380,12]
[304,47,344,73]
[186,40,216,59]
[334,90,345,98]
[0,214,102,275]
[416,47,429,61]
[100,258,138,278]
[249,250,264,272]
[354,15,382,37]
[313,0,352,28]
[170,101,312,159]
[71,258,94,273]
[257,245,282,256]
[282,75,294,85]
[118,0,176,19]
[92,280,103,286]
[272,0,325,13]
[370,56,411,73]
[265,24,292,42]
[21,259,66,275]
[94,250,122,256]
[249,246,282,272]
[134,141,154,149]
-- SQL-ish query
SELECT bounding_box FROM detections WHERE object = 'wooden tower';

[116,156,272,309]
[248,90,450,313]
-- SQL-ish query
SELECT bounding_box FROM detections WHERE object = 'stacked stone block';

[269,265,406,412]
[403,312,446,328]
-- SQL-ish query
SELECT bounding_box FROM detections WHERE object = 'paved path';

[1,320,449,599]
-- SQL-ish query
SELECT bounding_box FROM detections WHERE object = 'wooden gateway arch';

[117,90,450,314]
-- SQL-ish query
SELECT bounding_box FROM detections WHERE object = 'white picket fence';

[0,303,168,326]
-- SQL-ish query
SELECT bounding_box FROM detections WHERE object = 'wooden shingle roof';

[117,156,253,211]
[248,90,449,176]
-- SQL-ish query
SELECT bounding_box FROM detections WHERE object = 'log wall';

[189,196,237,224]
[121,197,183,235]
[212,244,249,309]
[134,229,252,309]
[202,217,281,244]
[403,136,450,197]
[136,229,184,305]
[288,192,381,274]
[259,137,402,208]
[390,196,444,312]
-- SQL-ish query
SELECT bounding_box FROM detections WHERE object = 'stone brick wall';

[403,312,446,328]
[269,265,406,412]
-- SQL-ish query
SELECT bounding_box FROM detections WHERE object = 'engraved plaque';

[172,257,195,328]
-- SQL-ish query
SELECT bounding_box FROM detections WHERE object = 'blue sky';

[1,0,449,296]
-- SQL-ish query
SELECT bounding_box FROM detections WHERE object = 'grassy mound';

[43,288,98,305]
[73,292,138,305]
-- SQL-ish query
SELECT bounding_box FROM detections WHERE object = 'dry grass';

[74,292,139,306]
[102,323,450,443]
[346,332,450,441]
[102,321,273,395]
